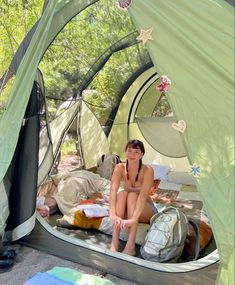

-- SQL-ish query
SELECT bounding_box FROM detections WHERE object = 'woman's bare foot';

[110,246,118,252]
[110,239,119,252]
[122,248,136,256]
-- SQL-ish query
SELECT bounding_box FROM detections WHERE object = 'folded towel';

[77,204,109,218]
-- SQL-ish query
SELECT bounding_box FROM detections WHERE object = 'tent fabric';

[136,116,186,158]
[128,1,234,284]
[0,0,58,184]
[0,0,104,186]
[109,67,190,171]
[38,98,109,176]
[0,0,101,241]
[4,83,40,238]
[0,1,234,284]
[0,182,9,237]
[109,67,158,158]
[80,101,109,169]
[38,100,81,185]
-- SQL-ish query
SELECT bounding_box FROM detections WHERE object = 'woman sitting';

[109,139,157,256]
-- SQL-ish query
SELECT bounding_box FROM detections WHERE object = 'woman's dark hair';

[125,139,145,155]
[125,139,145,184]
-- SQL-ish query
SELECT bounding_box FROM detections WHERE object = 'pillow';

[167,171,196,186]
[151,164,171,181]
[158,180,181,191]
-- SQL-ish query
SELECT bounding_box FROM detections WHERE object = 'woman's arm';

[109,163,122,219]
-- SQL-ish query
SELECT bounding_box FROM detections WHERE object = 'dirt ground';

[56,153,81,173]
[0,244,138,285]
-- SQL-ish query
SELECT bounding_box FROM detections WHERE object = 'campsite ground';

[57,153,81,172]
[0,244,138,285]
[0,155,138,285]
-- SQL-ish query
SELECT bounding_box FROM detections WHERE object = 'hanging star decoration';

[189,163,201,177]
[117,0,133,10]
[136,28,153,45]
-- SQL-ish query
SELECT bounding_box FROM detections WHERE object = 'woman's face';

[125,147,143,161]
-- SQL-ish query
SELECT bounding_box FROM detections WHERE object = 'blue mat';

[24,266,116,285]
[24,272,74,285]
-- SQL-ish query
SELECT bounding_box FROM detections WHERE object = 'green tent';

[0,1,234,284]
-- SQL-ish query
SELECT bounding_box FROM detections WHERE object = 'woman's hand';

[110,215,136,230]
[119,218,137,230]
[110,214,123,228]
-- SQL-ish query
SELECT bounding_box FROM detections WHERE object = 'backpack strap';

[188,218,200,260]
[114,155,121,164]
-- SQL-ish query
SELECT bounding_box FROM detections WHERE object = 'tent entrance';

[19,212,219,285]
[28,159,219,285]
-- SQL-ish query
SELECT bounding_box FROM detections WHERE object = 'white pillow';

[167,171,196,186]
[158,180,181,191]
[151,164,171,181]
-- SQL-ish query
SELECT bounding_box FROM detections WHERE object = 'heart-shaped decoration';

[172,120,186,133]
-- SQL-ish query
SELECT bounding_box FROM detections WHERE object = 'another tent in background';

[0,1,234,284]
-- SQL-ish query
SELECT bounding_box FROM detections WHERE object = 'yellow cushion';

[73,210,102,229]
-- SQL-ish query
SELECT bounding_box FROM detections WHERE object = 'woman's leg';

[110,191,127,251]
[123,199,156,255]
[139,202,155,223]
[122,192,138,255]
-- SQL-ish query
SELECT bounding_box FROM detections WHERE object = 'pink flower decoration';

[156,75,171,94]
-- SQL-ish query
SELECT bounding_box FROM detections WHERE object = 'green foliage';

[0,0,43,73]
[0,0,152,124]
[37,0,150,123]
[86,45,150,124]
[61,136,77,156]
[39,0,137,96]
[0,0,43,113]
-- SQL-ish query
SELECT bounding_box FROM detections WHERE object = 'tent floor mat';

[49,213,142,256]
[19,218,219,285]
[47,209,216,260]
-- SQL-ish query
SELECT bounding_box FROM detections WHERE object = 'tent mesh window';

[39,10,150,125]
[37,0,151,173]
